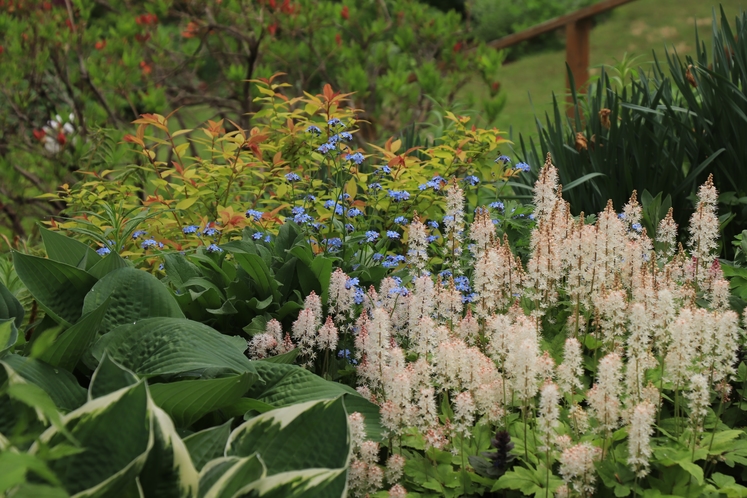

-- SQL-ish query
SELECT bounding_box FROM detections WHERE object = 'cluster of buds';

[33,114,75,154]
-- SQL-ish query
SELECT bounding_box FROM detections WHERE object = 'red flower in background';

[139,60,152,75]
[341,6,349,20]
[268,22,278,35]
[182,21,200,38]
[335,33,342,46]
[33,129,46,141]
[56,132,66,145]
[453,41,463,53]
[95,39,106,50]
[135,13,158,26]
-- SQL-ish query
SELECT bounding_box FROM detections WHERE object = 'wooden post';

[565,17,592,117]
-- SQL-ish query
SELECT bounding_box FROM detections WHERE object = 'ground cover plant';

[0,0,505,237]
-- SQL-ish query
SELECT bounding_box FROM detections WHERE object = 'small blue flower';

[632,223,642,232]
[317,143,335,154]
[368,183,382,191]
[306,125,322,135]
[264,235,271,243]
[377,166,391,175]
[328,118,343,127]
[183,225,199,234]
[354,287,364,305]
[339,132,353,141]
[158,263,165,271]
[489,201,505,211]
[345,152,365,165]
[252,232,263,240]
[132,230,147,239]
[386,231,400,239]
[345,223,355,233]
[388,190,410,202]
[463,175,480,186]
[454,276,471,292]
[345,277,360,289]
[324,200,335,209]
[285,172,301,182]
[443,215,455,223]
[207,244,223,253]
[394,216,408,225]
[326,237,343,249]
[462,292,478,303]
[203,227,218,237]
[306,194,316,202]
[528,214,535,220]
[372,253,384,262]
[141,238,158,249]
[419,183,428,191]
[365,231,379,243]
[327,134,340,145]
[439,269,453,279]
[515,162,530,172]
[96,247,111,256]
[347,208,363,218]
[245,209,263,221]
[427,235,440,243]
[428,221,439,229]
[495,155,511,164]
[382,255,406,268]
[618,213,626,220]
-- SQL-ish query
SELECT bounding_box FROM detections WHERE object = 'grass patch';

[462,0,747,142]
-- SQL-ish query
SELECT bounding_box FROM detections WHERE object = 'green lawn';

[471,0,747,142]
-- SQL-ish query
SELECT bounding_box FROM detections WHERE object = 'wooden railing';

[488,0,638,115]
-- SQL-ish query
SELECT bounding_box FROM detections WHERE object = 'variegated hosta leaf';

[233,468,348,498]
[139,401,199,498]
[30,382,153,498]
[88,353,139,400]
[197,455,266,498]
[183,421,233,471]
[226,398,350,475]
[1,355,86,412]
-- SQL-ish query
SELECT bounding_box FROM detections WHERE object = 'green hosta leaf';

[0,280,24,328]
[40,227,101,270]
[226,398,350,475]
[13,252,98,326]
[1,355,86,411]
[88,353,139,400]
[0,318,18,357]
[235,468,348,498]
[87,252,130,280]
[36,299,110,371]
[150,372,255,427]
[197,454,266,498]
[250,361,382,441]
[31,382,153,497]
[91,318,256,380]
[183,420,232,471]
[260,349,299,365]
[139,402,199,498]
[82,267,184,334]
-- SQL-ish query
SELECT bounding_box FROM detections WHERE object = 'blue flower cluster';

[306,125,322,135]
[206,244,223,253]
[463,175,480,186]
[419,176,446,191]
[388,190,410,202]
[489,201,505,211]
[386,231,400,239]
[183,225,200,234]
[96,246,111,256]
[495,155,511,164]
[285,172,301,182]
[291,206,313,224]
[203,227,218,237]
[337,349,358,365]
[345,152,365,165]
[132,230,147,239]
[141,238,161,250]
[364,231,379,243]
[347,208,363,218]
[515,162,530,172]
[245,209,263,221]
[394,216,408,225]
[382,254,406,268]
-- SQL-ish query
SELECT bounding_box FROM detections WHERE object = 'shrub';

[516,8,747,258]
[0,0,505,236]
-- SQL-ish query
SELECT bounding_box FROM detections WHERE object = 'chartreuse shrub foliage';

[0,229,381,497]
[0,0,505,236]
